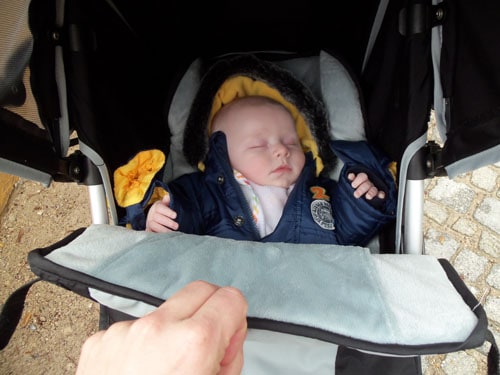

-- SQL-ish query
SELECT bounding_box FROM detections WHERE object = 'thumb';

[162,191,171,205]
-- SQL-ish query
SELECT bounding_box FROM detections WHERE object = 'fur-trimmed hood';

[183,54,336,175]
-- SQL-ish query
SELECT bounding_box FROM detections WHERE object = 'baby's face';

[212,97,305,188]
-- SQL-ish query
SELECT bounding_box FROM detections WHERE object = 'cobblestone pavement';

[421,161,500,374]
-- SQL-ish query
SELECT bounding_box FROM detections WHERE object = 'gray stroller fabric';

[46,224,478,347]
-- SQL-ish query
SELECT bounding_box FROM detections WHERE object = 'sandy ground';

[0,179,97,374]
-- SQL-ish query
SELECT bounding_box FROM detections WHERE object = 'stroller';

[1,0,499,373]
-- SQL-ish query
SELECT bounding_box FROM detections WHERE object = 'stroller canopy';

[1,0,499,188]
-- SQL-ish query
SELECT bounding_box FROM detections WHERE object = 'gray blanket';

[47,224,478,346]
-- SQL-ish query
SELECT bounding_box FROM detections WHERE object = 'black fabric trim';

[248,313,482,357]
[336,346,422,375]
[28,228,165,313]
[34,227,87,256]
[99,305,136,330]
[28,249,165,312]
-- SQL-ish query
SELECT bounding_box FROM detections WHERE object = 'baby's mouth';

[272,164,292,173]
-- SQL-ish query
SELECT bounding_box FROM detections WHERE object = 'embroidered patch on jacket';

[310,186,330,201]
[310,199,335,230]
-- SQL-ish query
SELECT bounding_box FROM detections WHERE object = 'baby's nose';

[274,143,290,157]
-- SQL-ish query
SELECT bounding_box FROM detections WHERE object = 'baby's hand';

[145,193,179,232]
[348,172,385,200]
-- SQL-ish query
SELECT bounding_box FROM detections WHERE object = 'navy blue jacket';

[131,132,397,247]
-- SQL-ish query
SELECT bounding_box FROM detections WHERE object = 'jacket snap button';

[217,175,224,184]
[234,216,244,226]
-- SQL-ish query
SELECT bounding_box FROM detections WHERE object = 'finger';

[77,321,134,375]
[353,181,371,198]
[148,204,179,231]
[364,186,379,200]
[146,214,176,232]
[154,280,221,321]
[162,193,171,204]
[219,320,247,373]
[220,345,245,375]
[192,286,248,330]
[154,215,179,231]
[350,172,369,188]
[76,332,105,375]
[147,221,172,233]
[190,286,248,373]
[157,204,177,220]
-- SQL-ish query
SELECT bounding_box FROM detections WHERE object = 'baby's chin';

[262,179,295,189]
[249,172,298,188]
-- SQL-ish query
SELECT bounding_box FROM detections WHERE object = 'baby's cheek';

[245,161,266,179]
[293,152,306,171]
[243,156,271,184]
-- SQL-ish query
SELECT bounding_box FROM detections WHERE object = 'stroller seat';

[164,51,366,182]
[115,50,394,253]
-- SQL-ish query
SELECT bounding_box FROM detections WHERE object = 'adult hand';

[76,280,248,375]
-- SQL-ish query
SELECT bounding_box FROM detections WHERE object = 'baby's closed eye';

[283,135,300,146]
[248,142,266,149]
